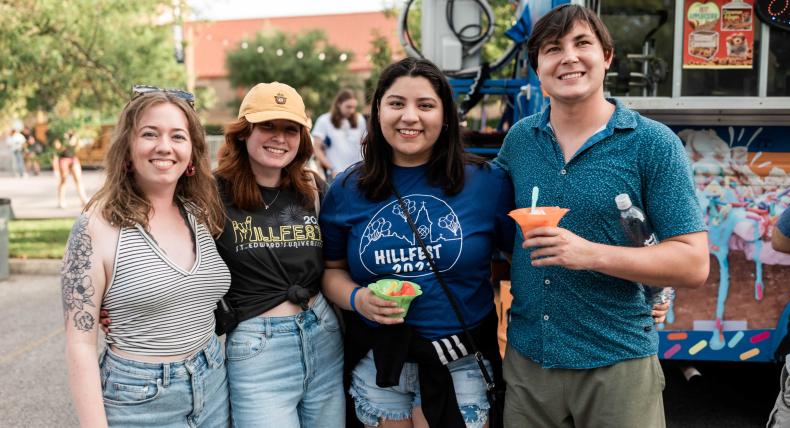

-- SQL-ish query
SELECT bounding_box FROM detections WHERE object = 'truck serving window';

[599,0,676,97]
[768,26,790,96]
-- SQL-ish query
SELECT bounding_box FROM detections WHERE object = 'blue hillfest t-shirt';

[320,162,515,339]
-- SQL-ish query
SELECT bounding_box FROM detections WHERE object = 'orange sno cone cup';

[508,207,569,236]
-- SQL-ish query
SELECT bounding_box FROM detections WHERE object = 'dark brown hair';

[329,89,359,129]
[215,117,317,211]
[86,93,224,235]
[355,57,483,201]
[526,4,614,72]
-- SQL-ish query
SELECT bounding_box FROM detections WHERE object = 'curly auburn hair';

[85,92,224,235]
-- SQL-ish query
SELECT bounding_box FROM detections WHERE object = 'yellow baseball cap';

[238,82,311,130]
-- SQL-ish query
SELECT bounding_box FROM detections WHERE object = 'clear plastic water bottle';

[615,194,675,305]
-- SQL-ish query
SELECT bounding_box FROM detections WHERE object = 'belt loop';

[265,317,272,338]
[204,338,218,369]
[162,363,170,387]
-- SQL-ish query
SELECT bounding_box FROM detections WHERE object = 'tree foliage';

[225,29,357,117]
[0,0,186,125]
[365,30,395,100]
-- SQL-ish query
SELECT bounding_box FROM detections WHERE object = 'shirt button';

[543,315,550,321]
[560,169,567,175]
[544,278,551,285]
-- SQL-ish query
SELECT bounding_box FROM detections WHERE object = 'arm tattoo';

[61,215,96,332]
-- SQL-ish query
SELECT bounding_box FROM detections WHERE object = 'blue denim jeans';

[350,350,492,427]
[100,334,230,427]
[11,149,24,177]
[226,293,345,428]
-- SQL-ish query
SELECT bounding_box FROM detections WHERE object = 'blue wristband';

[349,287,362,313]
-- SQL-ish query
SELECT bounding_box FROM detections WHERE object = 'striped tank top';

[103,212,231,356]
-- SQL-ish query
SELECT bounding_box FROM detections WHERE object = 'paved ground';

[0,169,105,219]
[0,274,78,426]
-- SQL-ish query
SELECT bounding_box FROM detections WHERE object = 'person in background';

[63,89,231,427]
[56,130,89,208]
[7,128,26,177]
[494,5,709,428]
[214,82,345,427]
[311,89,366,179]
[767,207,790,427]
[23,131,43,176]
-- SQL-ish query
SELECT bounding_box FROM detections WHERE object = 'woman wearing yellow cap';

[213,82,344,427]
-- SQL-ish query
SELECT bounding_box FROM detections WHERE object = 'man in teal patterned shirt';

[767,208,790,427]
[494,5,709,427]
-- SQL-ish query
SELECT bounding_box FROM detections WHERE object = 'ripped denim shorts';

[349,350,491,427]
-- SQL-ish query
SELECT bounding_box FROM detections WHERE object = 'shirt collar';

[532,98,638,132]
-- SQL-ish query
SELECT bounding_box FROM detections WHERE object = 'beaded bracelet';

[349,287,362,313]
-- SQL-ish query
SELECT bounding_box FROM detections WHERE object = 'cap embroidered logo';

[274,93,287,104]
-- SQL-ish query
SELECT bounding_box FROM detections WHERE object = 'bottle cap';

[615,193,632,211]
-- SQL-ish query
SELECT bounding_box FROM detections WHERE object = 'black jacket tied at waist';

[343,307,502,428]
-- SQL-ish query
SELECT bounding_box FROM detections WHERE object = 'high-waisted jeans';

[226,293,345,428]
[100,334,230,427]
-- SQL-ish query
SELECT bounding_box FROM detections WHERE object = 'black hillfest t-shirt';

[215,179,324,322]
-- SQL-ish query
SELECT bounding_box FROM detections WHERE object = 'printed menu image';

[683,0,755,69]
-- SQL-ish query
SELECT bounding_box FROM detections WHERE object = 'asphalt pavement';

[0,274,78,427]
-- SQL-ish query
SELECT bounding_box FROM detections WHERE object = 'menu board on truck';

[683,0,755,69]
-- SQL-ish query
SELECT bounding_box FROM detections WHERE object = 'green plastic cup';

[367,279,423,318]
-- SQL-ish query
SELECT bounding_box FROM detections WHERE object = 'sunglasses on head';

[131,84,195,108]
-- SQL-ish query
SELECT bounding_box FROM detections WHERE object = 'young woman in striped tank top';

[62,90,231,427]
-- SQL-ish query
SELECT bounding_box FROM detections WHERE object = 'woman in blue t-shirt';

[320,58,513,428]
[321,58,669,428]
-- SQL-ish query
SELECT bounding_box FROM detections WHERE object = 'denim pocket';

[226,329,267,361]
[101,365,161,406]
[318,307,341,333]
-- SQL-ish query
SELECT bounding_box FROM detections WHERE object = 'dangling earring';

[185,162,196,177]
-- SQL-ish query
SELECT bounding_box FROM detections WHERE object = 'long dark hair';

[356,57,483,201]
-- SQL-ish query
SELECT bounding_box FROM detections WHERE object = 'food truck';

[403,0,790,362]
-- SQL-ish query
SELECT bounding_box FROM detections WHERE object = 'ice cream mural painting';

[659,125,790,362]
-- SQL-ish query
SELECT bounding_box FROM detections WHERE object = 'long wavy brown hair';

[85,93,224,235]
[215,117,317,211]
[329,89,359,129]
